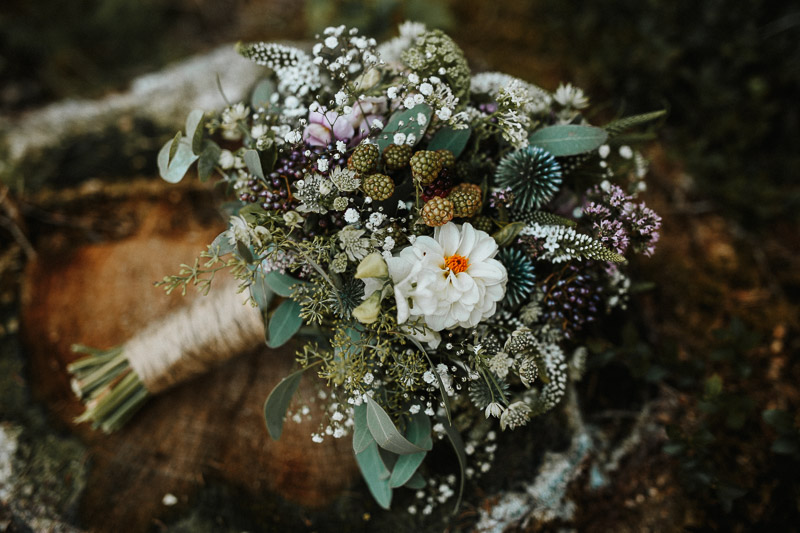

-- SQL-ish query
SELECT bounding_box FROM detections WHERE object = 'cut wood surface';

[19,181,358,532]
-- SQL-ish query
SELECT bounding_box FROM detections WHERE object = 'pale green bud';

[354,252,388,279]
[352,290,382,324]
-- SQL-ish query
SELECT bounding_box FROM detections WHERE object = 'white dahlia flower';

[387,222,507,332]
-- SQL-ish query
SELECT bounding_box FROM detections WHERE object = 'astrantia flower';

[387,222,507,331]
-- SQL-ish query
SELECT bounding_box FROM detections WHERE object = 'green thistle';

[327,278,364,318]
[495,146,563,212]
[468,377,510,410]
[498,247,536,307]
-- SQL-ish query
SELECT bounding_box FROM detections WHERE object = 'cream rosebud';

[355,252,389,280]
[352,290,382,324]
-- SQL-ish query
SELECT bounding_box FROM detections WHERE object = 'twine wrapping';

[126,279,266,394]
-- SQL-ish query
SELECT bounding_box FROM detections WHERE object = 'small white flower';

[363,372,374,385]
[369,212,386,227]
[419,82,433,96]
[619,145,634,159]
[408,73,420,84]
[344,208,360,223]
[409,404,420,414]
[317,157,329,172]
[219,149,235,169]
[311,434,324,443]
[284,130,302,144]
[387,86,398,99]
[485,402,504,418]
[598,144,611,159]
[324,36,339,49]
[436,107,452,121]
[393,132,407,145]
[336,140,347,153]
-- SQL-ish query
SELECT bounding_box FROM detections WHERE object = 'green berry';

[448,183,482,218]
[382,144,412,171]
[420,196,454,227]
[348,143,380,174]
[362,173,395,201]
[436,149,456,169]
[410,150,443,186]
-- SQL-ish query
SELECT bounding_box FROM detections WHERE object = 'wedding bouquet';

[69,22,662,512]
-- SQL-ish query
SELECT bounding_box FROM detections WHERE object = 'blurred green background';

[2,0,799,530]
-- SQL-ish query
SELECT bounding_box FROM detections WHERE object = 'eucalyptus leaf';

[250,266,275,314]
[264,271,303,298]
[185,109,205,155]
[235,241,255,263]
[157,136,199,184]
[428,126,471,157]
[251,79,276,110]
[529,125,608,157]
[492,222,526,247]
[440,418,467,514]
[263,367,305,440]
[352,403,373,454]
[389,413,431,488]
[244,149,265,180]
[198,141,221,182]
[267,299,303,348]
[366,396,430,455]
[375,104,432,153]
[403,471,426,490]
[209,231,235,257]
[354,441,392,510]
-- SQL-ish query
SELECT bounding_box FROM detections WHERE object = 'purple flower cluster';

[539,263,602,339]
[489,187,515,209]
[583,183,661,257]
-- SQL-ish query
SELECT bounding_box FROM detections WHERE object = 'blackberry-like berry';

[420,196,454,226]
[471,215,494,233]
[410,150,443,186]
[362,173,395,201]
[383,144,412,171]
[421,169,455,202]
[448,183,482,218]
[348,143,380,174]
[436,149,456,169]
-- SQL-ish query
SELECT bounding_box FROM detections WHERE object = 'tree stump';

[18,180,359,531]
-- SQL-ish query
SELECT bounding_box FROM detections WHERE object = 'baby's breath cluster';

[154,21,663,512]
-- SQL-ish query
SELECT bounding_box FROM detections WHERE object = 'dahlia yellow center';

[444,254,469,274]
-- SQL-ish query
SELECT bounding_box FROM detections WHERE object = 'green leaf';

[428,126,471,157]
[250,265,275,314]
[529,125,608,157]
[198,141,221,182]
[185,109,205,155]
[267,299,303,348]
[403,471,426,490]
[389,413,431,488]
[209,231,235,256]
[263,367,305,440]
[352,403,373,454]
[354,442,392,510]
[251,79,275,110]
[366,396,430,455]
[264,271,302,298]
[604,109,667,136]
[492,221,526,247]
[157,136,199,184]
[440,418,466,514]
[168,131,182,163]
[375,104,432,153]
[235,241,255,263]
[244,149,265,180]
